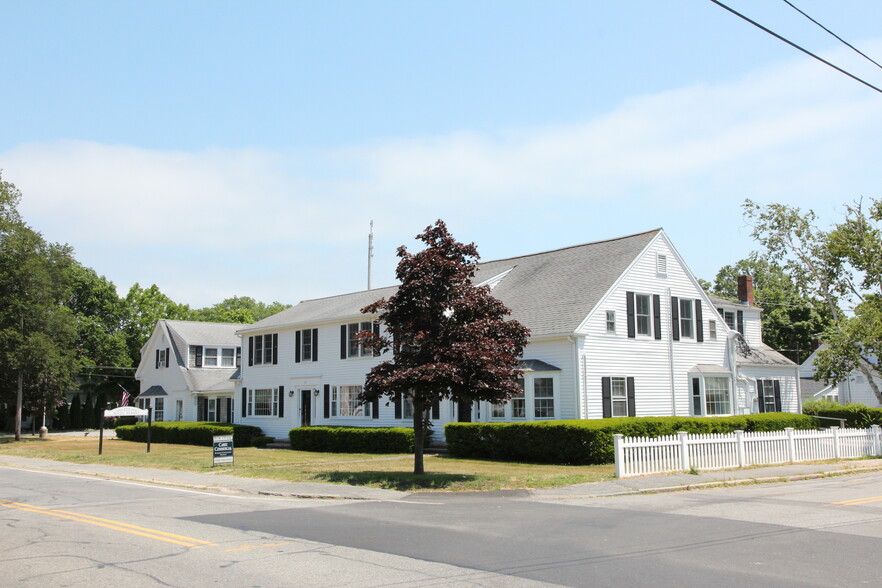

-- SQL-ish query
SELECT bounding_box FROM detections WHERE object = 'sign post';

[102,406,149,455]
[213,435,234,466]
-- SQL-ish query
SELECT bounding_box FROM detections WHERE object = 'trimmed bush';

[289,426,427,453]
[251,435,274,448]
[445,413,819,465]
[115,421,263,447]
[803,402,882,428]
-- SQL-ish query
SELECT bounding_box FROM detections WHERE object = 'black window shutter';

[653,295,661,340]
[155,349,160,369]
[372,322,380,356]
[458,400,472,422]
[295,331,301,363]
[278,386,284,418]
[312,328,319,362]
[394,393,402,419]
[197,397,207,421]
[773,380,782,412]
[601,377,612,418]
[241,387,247,418]
[227,398,233,423]
[324,384,331,419]
[166,347,171,367]
[272,334,278,365]
[195,345,203,368]
[695,300,704,342]
[627,377,636,417]
[737,310,744,335]
[340,325,347,359]
[236,347,241,368]
[671,296,680,341]
[432,399,440,420]
[756,381,765,413]
[248,336,254,366]
[372,397,380,419]
[626,292,636,339]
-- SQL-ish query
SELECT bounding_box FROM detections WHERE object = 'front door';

[300,389,312,427]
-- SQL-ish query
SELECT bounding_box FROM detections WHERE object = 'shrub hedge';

[289,426,429,453]
[802,403,882,428]
[115,422,263,447]
[445,413,819,465]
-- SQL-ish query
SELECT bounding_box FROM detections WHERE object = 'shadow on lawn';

[315,470,477,491]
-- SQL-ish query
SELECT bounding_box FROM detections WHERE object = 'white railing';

[613,426,882,478]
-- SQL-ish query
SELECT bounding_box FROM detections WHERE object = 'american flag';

[118,385,131,407]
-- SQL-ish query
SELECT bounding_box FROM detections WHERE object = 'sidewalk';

[531,458,882,499]
[3,447,882,500]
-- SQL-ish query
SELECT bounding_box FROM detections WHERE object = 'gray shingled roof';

[243,229,661,337]
[736,342,795,367]
[184,368,238,393]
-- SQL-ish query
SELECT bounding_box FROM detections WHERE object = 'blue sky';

[2,1,881,307]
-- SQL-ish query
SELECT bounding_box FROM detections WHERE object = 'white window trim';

[609,376,630,418]
[247,388,279,417]
[635,293,652,337]
[346,322,374,358]
[690,374,733,417]
[330,385,372,418]
[605,310,616,334]
[679,298,695,340]
[488,373,559,421]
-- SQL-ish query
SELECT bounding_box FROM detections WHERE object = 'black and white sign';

[213,435,234,465]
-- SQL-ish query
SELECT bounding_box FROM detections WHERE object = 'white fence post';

[786,428,795,462]
[679,431,690,472]
[735,430,745,467]
[873,425,882,457]
[613,434,624,478]
[832,427,841,459]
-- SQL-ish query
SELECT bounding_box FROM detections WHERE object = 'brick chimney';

[737,275,754,306]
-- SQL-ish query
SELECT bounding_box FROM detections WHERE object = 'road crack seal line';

[0,499,215,548]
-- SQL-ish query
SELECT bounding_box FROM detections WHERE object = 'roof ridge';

[477,228,663,266]
[163,319,247,326]
[295,284,399,305]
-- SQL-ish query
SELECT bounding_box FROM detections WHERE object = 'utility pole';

[15,315,23,441]
[367,220,374,290]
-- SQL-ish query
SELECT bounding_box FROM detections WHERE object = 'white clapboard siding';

[614,426,882,478]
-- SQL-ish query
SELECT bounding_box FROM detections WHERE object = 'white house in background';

[799,346,881,407]
[233,229,800,439]
[134,320,242,422]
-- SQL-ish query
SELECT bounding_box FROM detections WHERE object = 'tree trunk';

[858,361,882,406]
[15,371,22,441]
[412,399,426,475]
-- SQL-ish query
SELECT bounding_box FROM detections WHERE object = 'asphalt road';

[3,466,882,587]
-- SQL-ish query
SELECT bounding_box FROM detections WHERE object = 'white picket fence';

[613,426,882,478]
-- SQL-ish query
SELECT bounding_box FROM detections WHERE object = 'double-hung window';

[154,398,164,422]
[204,348,218,366]
[249,334,277,366]
[511,378,526,418]
[757,380,781,413]
[635,294,651,336]
[207,398,217,421]
[175,399,183,421]
[248,388,278,416]
[340,322,376,359]
[301,329,313,361]
[331,385,370,417]
[692,376,732,416]
[679,299,694,339]
[533,378,554,418]
[606,311,616,334]
[610,377,629,417]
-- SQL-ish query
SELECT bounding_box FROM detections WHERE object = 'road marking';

[829,495,882,507]
[0,499,215,547]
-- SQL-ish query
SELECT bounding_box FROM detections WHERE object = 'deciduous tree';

[360,221,530,474]
[744,198,882,403]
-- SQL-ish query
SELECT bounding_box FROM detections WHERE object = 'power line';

[781,0,882,71]
[708,0,882,95]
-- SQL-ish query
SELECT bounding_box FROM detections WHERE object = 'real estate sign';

[213,435,234,466]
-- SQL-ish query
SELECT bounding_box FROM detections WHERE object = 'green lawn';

[0,435,614,492]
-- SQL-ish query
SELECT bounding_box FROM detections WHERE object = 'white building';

[134,320,241,422]
[800,346,881,407]
[234,229,800,439]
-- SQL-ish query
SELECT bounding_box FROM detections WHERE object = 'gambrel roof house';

[134,320,242,423]
[233,229,800,439]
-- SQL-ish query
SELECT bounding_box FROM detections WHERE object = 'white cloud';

[3,42,881,306]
